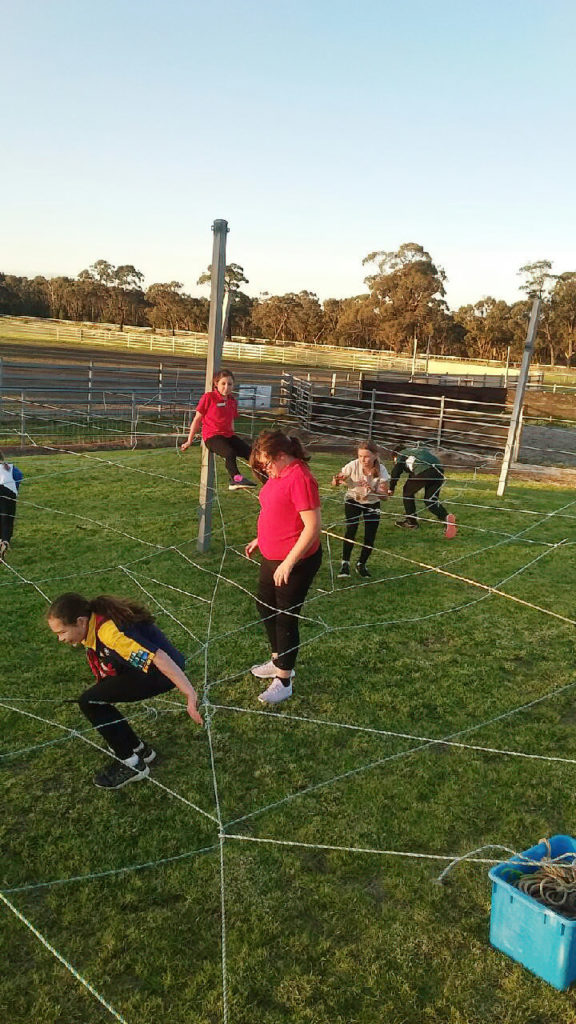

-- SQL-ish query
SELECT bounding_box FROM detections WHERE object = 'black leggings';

[78,667,175,759]
[402,469,448,522]
[205,434,252,479]
[0,486,17,544]
[256,547,322,671]
[343,499,381,564]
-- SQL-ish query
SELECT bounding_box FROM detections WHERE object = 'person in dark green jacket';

[388,447,457,538]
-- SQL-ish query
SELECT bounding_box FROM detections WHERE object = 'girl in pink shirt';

[245,430,322,705]
[181,369,256,490]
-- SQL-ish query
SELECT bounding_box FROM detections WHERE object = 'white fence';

[0,315,530,378]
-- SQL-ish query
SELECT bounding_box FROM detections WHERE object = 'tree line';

[1,247,575,366]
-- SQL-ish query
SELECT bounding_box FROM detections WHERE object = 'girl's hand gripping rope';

[245,538,259,559]
[186,694,204,726]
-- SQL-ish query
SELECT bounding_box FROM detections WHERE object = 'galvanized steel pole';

[497,298,540,497]
[197,219,229,552]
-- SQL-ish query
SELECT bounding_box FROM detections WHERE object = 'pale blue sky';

[2,0,575,309]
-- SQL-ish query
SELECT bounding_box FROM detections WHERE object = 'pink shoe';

[445,514,457,539]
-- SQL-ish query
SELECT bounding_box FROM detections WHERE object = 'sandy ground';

[519,424,576,468]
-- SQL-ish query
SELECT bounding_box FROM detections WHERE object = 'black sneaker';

[356,562,371,578]
[395,519,419,530]
[93,757,149,790]
[337,561,350,578]
[134,741,157,764]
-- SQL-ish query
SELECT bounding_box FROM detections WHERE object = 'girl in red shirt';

[245,430,322,704]
[181,369,256,490]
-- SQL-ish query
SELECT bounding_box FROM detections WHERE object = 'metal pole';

[497,298,541,497]
[198,218,228,553]
[436,395,445,447]
[330,372,336,396]
[425,337,431,376]
[88,360,93,423]
[504,346,511,388]
[368,388,376,439]
[20,392,26,446]
[512,406,524,464]
[158,362,163,415]
[307,383,314,430]
[411,337,418,379]
[130,393,136,446]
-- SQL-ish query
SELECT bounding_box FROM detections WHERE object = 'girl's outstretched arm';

[181,412,203,450]
[152,649,203,725]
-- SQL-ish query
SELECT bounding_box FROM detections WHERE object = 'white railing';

[0,314,537,378]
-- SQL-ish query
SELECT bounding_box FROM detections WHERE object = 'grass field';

[2,447,576,1023]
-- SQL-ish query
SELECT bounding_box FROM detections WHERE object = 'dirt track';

[519,424,576,468]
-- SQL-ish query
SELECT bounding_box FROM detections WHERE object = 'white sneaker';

[251,660,295,680]
[258,677,293,704]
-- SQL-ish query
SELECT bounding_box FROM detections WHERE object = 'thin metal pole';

[368,388,376,439]
[20,392,26,446]
[436,395,445,447]
[497,298,541,497]
[87,360,93,423]
[504,346,510,388]
[158,362,163,415]
[198,219,228,553]
[130,393,136,446]
[307,383,314,430]
[411,337,418,380]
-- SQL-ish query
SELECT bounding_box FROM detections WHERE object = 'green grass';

[2,449,576,1023]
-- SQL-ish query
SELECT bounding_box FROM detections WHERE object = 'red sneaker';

[445,514,457,539]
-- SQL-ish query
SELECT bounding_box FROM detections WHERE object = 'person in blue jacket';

[47,592,203,789]
[0,450,23,560]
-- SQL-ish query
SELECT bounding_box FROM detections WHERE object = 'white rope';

[0,891,130,1024]
[5,441,576,1019]
[213,703,576,767]
[0,700,219,825]
[224,833,511,865]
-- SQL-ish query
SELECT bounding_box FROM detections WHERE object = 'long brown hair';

[249,430,310,475]
[47,593,154,627]
[356,439,380,478]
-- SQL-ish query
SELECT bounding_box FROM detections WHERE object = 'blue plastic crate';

[489,835,576,990]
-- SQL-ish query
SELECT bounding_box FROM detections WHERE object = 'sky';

[1,0,575,311]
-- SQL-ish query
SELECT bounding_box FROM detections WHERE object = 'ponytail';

[287,434,309,462]
[47,592,154,627]
[249,429,310,474]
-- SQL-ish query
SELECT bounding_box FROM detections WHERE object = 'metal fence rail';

[282,373,512,461]
[0,358,279,411]
[0,378,274,452]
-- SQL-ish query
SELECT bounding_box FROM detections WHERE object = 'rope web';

[1,431,575,1023]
